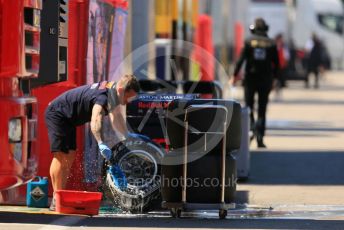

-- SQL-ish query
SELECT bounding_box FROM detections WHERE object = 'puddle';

[98,204,344,220]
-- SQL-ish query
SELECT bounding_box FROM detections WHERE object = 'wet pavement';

[1,208,344,230]
[1,71,344,229]
[98,204,344,220]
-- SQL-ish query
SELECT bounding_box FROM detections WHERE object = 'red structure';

[32,0,90,195]
[192,15,214,81]
[33,0,129,195]
[0,0,41,201]
[0,0,129,204]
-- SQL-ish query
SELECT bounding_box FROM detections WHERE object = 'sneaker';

[49,197,56,211]
[257,140,267,148]
[257,135,267,148]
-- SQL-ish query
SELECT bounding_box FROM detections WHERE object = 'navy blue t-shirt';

[49,82,118,126]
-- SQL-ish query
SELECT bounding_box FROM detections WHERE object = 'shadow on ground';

[243,151,344,185]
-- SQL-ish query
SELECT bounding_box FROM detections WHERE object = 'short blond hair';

[118,74,140,93]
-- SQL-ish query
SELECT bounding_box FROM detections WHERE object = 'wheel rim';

[118,150,158,189]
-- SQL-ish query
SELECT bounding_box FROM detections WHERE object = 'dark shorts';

[45,104,76,154]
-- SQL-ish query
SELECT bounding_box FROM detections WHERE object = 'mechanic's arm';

[230,41,249,85]
[90,104,104,144]
[272,44,280,80]
[109,106,128,140]
[91,104,113,161]
[233,44,247,77]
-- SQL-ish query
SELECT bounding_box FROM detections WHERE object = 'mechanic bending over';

[45,74,140,210]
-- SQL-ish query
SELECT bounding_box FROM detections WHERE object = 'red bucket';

[55,190,103,216]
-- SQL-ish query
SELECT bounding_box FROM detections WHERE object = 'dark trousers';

[306,69,319,88]
[244,77,273,137]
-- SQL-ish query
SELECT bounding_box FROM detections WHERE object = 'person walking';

[274,33,290,99]
[230,18,279,148]
[45,74,140,210]
[305,33,327,88]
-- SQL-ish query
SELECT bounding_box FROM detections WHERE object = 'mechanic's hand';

[127,132,151,142]
[109,165,127,189]
[98,143,112,162]
[229,76,239,86]
[272,79,279,90]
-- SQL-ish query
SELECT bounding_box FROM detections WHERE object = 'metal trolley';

[162,104,236,219]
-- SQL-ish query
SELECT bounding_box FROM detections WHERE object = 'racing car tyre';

[103,137,165,212]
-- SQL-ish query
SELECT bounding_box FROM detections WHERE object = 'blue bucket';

[26,176,48,208]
